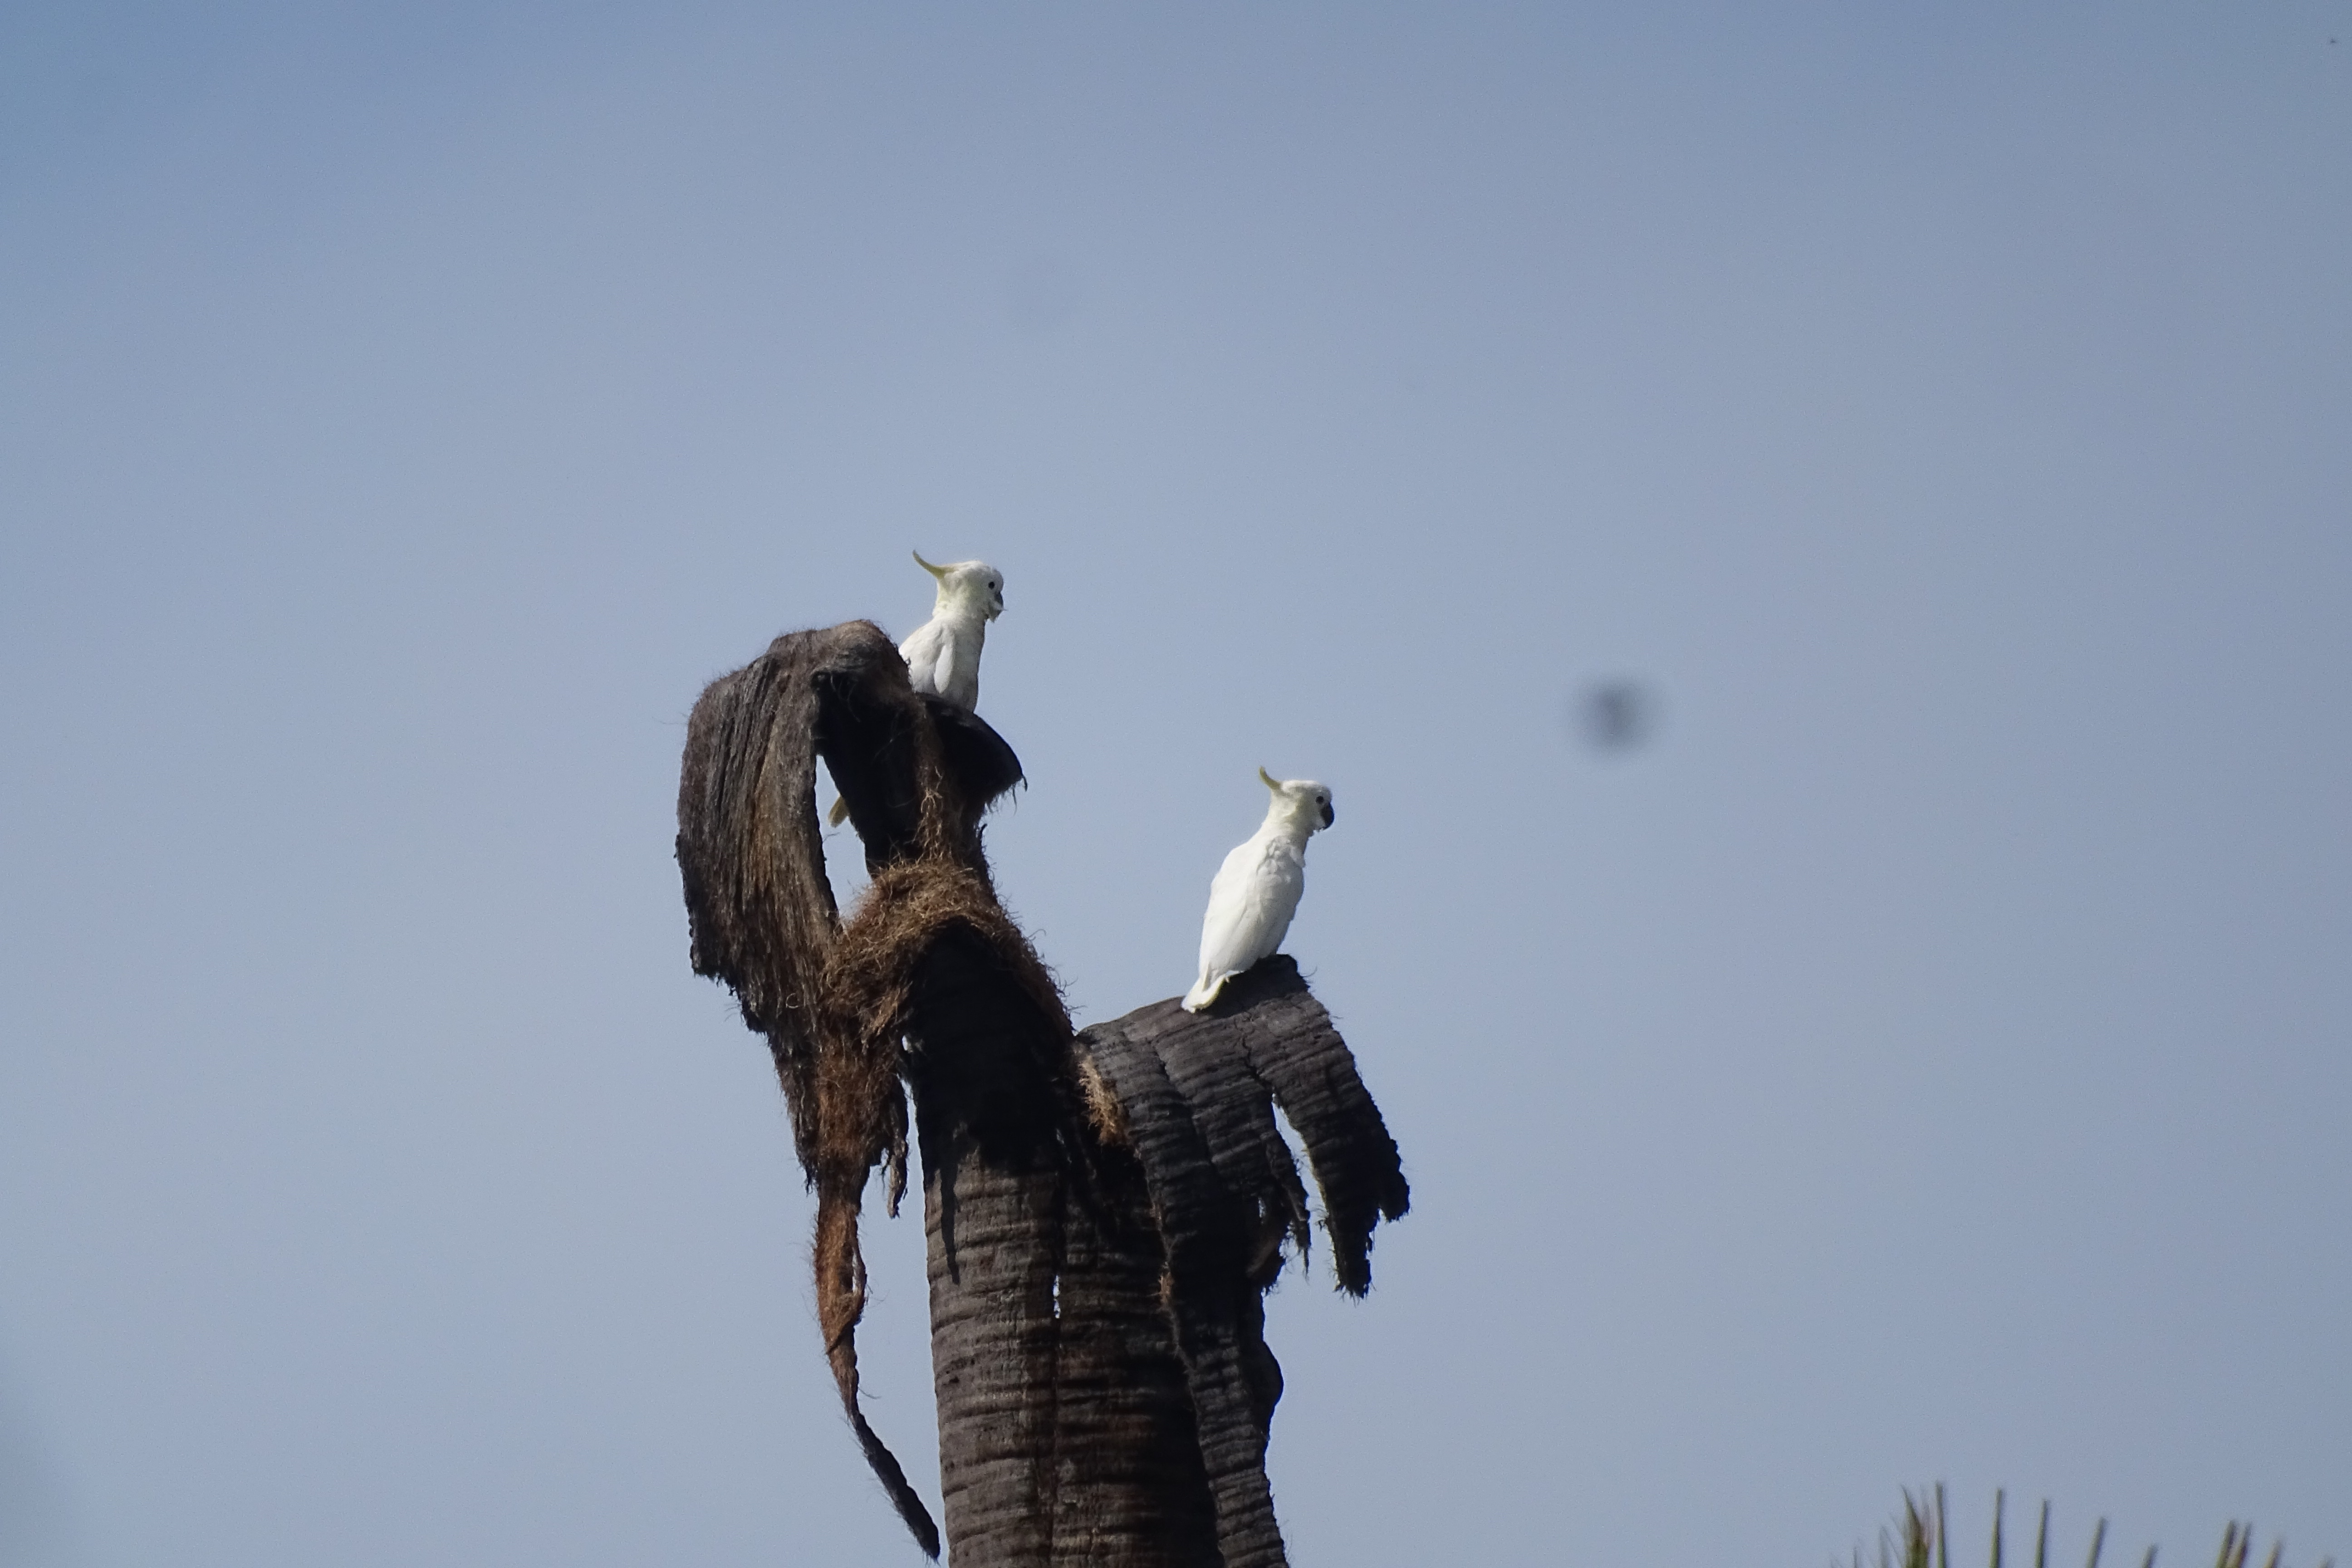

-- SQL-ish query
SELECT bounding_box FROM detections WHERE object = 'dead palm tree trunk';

[677,622,1406,1565]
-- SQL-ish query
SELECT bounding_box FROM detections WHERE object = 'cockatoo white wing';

[931,627,979,710]
[897,619,946,696]
[1183,836,1305,1012]
[898,620,981,710]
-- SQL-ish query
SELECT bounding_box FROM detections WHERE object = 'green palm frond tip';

[1841,1491,2329,1568]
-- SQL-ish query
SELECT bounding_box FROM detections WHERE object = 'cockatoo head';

[1259,767,1335,832]
[913,551,1004,621]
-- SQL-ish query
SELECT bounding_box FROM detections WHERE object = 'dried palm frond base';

[1845,1485,2332,1568]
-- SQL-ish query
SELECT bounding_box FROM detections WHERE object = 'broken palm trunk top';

[678,619,1407,1567]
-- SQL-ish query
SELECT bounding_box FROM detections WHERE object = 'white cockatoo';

[829,551,1005,826]
[1181,768,1336,1013]
[897,549,1004,710]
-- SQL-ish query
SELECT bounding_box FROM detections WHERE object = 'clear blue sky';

[3,5,2347,1564]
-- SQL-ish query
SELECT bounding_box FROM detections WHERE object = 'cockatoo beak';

[912,550,950,580]
[1259,766,1282,793]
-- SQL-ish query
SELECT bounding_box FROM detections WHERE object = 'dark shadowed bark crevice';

[1074,1021,1284,1568]
[678,620,1407,1566]
[897,926,1077,1544]
[1073,958,1408,1568]
[1041,1144,1223,1563]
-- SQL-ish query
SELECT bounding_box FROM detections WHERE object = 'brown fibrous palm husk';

[679,620,1052,1560]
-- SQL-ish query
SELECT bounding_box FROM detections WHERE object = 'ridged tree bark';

[677,621,1407,1566]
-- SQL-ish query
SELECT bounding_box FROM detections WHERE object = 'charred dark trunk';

[677,622,1407,1566]
[904,932,1223,1566]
